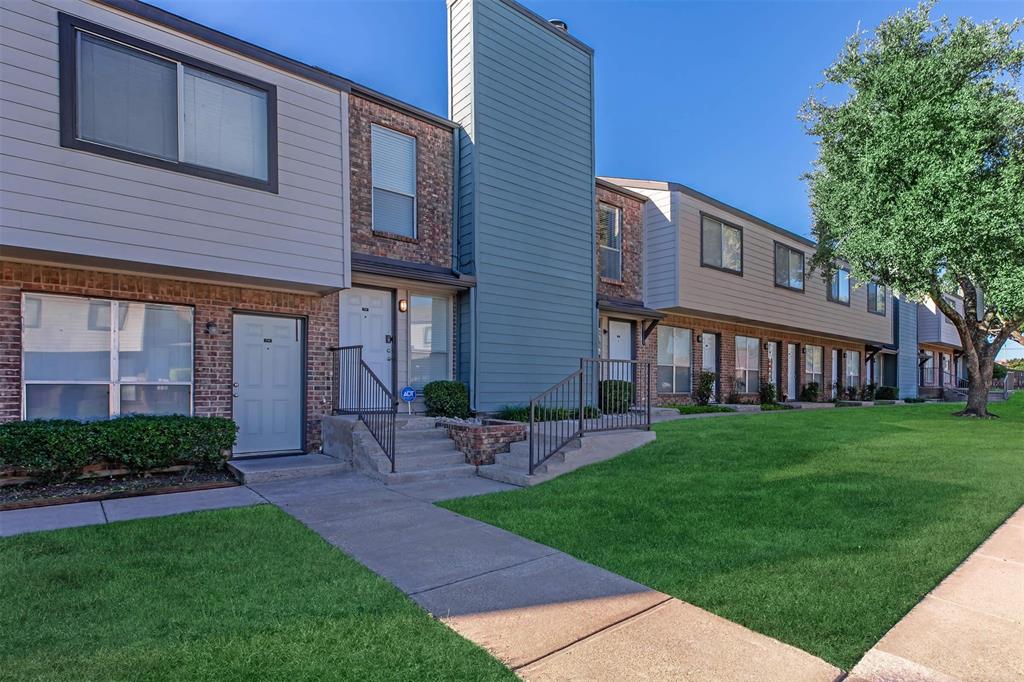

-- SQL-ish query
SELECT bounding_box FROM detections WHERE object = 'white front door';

[831,349,839,397]
[339,287,393,387]
[232,314,303,455]
[606,320,633,381]
[787,343,798,400]
[702,333,718,399]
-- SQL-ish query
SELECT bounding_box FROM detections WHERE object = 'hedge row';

[0,415,237,482]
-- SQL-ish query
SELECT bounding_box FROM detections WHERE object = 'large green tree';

[802,1,1024,417]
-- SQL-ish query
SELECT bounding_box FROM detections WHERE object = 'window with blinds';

[66,21,274,189]
[371,125,417,238]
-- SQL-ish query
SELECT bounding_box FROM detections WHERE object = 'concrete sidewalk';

[0,486,262,536]
[849,506,1024,682]
[254,472,841,681]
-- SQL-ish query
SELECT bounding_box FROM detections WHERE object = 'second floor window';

[701,216,742,273]
[829,268,851,304]
[774,243,805,291]
[598,203,623,281]
[371,125,417,238]
[61,16,275,189]
[868,283,887,315]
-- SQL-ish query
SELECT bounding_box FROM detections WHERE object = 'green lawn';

[0,505,513,682]
[442,395,1024,670]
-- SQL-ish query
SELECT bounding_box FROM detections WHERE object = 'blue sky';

[151,0,1022,360]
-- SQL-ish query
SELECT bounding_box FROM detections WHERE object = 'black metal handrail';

[527,358,652,475]
[528,368,584,475]
[329,345,397,472]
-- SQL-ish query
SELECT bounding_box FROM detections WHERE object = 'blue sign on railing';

[400,386,416,403]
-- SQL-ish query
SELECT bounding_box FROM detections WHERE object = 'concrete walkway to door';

[251,472,842,681]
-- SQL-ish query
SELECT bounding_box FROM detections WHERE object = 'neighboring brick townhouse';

[603,178,901,404]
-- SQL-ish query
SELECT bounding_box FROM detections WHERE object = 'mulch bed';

[0,469,238,511]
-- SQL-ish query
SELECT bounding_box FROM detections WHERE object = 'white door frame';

[702,332,718,400]
[339,286,396,391]
[231,312,305,456]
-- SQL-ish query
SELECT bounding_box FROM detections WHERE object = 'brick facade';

[348,94,453,267]
[596,184,644,302]
[442,419,526,466]
[654,312,869,404]
[0,261,338,450]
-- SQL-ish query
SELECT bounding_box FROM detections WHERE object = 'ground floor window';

[805,345,823,388]
[922,351,936,386]
[408,294,450,388]
[22,294,193,420]
[734,335,760,393]
[657,326,692,393]
[846,350,861,388]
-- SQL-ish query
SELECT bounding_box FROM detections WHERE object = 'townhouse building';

[603,178,898,403]
[0,0,473,456]
[2,0,959,473]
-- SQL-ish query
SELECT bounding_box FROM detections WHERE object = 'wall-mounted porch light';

[205,321,219,335]
[398,298,408,313]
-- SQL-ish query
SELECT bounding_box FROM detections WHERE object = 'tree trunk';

[955,348,995,418]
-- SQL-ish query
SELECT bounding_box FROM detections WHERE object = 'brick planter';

[441,419,526,466]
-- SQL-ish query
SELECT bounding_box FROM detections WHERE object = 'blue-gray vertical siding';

[897,297,919,398]
[448,0,596,410]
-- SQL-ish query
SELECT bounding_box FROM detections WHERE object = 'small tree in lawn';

[802,2,1024,418]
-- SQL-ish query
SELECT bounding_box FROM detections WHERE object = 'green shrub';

[423,381,470,418]
[799,382,820,402]
[844,385,859,401]
[860,383,877,401]
[495,404,600,423]
[874,385,899,400]
[759,382,778,406]
[598,380,634,414]
[0,415,236,483]
[694,371,717,406]
[904,397,927,403]
[992,364,1008,380]
[672,404,735,415]
[760,403,795,411]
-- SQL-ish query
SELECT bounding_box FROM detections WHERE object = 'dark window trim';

[867,282,887,316]
[772,240,806,292]
[826,267,852,306]
[699,212,744,276]
[58,12,278,193]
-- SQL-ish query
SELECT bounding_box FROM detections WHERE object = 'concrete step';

[394,439,464,456]
[477,464,529,487]
[394,451,467,471]
[227,454,349,484]
[379,464,479,485]
[481,430,656,487]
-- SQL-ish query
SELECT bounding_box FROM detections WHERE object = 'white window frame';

[735,335,760,394]
[371,124,418,238]
[846,350,861,387]
[657,326,692,394]
[805,345,824,388]
[406,292,453,389]
[598,202,623,281]
[21,293,194,419]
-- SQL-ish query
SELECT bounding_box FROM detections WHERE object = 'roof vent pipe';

[548,19,568,32]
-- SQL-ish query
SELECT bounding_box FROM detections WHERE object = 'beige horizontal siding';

[0,0,347,290]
